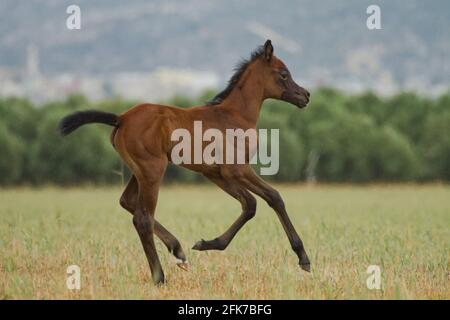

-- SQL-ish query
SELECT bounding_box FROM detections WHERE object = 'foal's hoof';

[192,239,207,251]
[153,276,165,286]
[176,258,189,271]
[300,262,311,272]
[299,251,311,272]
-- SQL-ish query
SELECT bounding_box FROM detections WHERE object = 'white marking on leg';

[176,258,187,264]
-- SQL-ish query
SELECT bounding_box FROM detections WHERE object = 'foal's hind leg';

[120,175,187,269]
[129,157,167,285]
[192,174,256,251]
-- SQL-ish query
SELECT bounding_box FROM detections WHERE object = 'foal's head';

[257,40,310,108]
[208,40,310,108]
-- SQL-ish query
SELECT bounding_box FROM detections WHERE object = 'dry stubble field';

[0,184,449,299]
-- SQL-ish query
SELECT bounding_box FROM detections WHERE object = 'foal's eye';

[280,71,288,81]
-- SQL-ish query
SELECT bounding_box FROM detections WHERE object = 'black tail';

[59,110,118,136]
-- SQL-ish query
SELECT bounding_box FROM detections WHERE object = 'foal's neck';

[222,72,265,126]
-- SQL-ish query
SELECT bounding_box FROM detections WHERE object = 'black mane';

[207,45,265,105]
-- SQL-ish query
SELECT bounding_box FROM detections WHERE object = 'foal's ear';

[264,39,273,62]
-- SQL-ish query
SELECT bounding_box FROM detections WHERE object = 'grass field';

[0,184,449,299]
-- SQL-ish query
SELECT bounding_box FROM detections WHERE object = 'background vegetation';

[0,88,449,185]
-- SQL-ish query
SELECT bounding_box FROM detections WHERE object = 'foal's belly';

[176,162,221,176]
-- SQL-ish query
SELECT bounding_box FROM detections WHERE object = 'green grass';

[0,184,449,299]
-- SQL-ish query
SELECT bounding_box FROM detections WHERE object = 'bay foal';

[60,40,311,285]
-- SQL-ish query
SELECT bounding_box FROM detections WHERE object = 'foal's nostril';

[305,90,310,98]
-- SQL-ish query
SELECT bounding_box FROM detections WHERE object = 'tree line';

[0,88,449,186]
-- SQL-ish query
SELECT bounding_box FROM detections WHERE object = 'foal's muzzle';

[281,87,310,108]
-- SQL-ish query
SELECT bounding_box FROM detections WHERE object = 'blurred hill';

[0,0,449,100]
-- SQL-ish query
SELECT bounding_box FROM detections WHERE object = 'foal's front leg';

[237,167,311,271]
[192,174,256,251]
